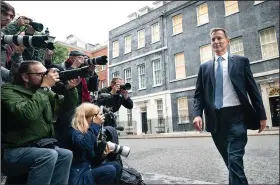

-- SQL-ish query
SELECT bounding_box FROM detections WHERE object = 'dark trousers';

[94,161,122,184]
[211,106,248,185]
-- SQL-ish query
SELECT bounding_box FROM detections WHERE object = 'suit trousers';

[211,105,248,185]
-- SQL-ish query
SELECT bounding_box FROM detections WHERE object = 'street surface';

[120,135,279,184]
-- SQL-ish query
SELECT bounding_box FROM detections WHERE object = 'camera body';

[120,83,131,91]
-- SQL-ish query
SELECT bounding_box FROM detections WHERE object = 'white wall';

[117,91,172,135]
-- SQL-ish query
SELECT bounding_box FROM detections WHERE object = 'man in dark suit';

[193,28,267,185]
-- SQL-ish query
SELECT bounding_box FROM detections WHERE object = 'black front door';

[269,96,280,127]
[141,112,148,134]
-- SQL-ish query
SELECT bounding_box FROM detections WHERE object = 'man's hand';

[40,68,60,88]
[258,120,267,133]
[110,83,120,95]
[71,56,85,68]
[25,25,35,35]
[193,116,203,131]
[120,89,128,99]
[11,44,25,54]
[44,49,54,61]
[65,77,81,90]
[15,16,30,27]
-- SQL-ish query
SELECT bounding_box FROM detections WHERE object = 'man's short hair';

[111,77,122,84]
[210,28,230,39]
[1,1,15,17]
[14,60,41,85]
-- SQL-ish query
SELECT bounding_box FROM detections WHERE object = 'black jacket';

[98,86,133,113]
[193,54,266,133]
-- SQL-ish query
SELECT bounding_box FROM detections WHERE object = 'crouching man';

[1,61,80,184]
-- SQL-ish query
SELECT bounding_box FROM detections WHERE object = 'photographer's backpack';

[120,162,146,185]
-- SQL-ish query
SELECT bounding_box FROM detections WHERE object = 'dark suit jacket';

[193,54,267,133]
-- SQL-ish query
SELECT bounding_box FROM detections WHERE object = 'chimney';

[128,12,138,21]
[138,6,152,16]
[152,1,168,9]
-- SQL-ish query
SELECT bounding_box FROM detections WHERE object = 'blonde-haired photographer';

[65,102,121,185]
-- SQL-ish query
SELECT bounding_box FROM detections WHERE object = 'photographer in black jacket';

[98,77,133,127]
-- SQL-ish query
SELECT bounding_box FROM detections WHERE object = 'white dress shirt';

[214,52,241,108]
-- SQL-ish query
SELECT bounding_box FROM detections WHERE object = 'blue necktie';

[215,57,223,109]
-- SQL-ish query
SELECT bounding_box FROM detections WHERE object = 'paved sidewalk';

[142,173,218,184]
[119,128,279,139]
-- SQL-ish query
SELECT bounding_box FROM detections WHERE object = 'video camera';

[1,35,55,50]
[83,56,108,66]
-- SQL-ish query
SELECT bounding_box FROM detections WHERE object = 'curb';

[119,131,279,139]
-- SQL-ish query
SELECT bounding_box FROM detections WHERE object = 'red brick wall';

[92,46,108,90]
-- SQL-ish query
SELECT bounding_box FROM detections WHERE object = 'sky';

[8,1,153,45]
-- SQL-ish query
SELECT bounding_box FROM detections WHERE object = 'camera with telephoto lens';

[106,141,131,158]
[83,56,108,66]
[96,106,131,158]
[1,35,55,50]
[120,83,131,91]
[47,66,90,82]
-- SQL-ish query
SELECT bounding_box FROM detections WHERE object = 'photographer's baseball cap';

[69,50,86,57]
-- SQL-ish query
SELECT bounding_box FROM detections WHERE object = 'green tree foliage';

[52,43,69,64]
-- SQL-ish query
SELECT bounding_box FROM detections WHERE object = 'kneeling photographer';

[65,102,122,185]
[98,77,133,128]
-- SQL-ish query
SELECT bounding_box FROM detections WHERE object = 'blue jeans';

[69,161,121,185]
[95,161,122,184]
[2,146,73,185]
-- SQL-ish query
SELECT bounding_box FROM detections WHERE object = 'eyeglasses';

[26,72,46,77]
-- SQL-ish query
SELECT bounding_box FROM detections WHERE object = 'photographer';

[62,50,92,104]
[1,2,31,85]
[65,102,121,185]
[98,77,133,127]
[1,60,80,184]
[1,1,31,68]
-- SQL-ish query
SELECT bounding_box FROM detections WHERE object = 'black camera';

[120,83,131,91]
[58,66,90,82]
[1,35,55,50]
[29,21,44,32]
[84,56,108,66]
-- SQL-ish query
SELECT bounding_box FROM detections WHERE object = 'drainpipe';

[160,8,171,133]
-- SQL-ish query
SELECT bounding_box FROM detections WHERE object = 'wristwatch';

[38,86,51,92]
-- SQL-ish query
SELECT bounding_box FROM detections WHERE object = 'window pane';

[225,1,239,15]
[230,37,244,56]
[113,41,119,57]
[173,14,183,34]
[200,44,212,63]
[260,27,279,59]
